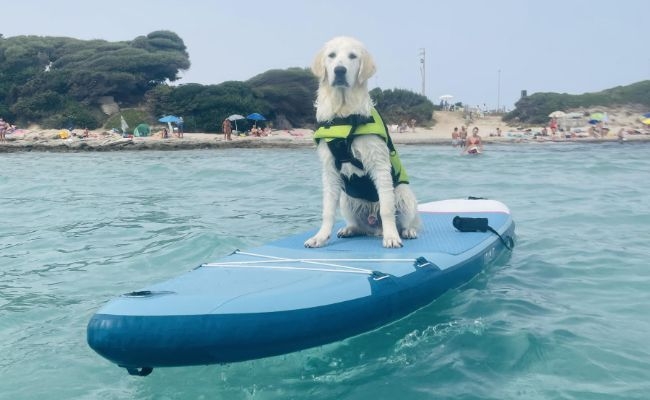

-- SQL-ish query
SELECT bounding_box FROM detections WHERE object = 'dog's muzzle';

[332,66,348,87]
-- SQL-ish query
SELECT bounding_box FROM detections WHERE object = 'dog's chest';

[339,162,365,178]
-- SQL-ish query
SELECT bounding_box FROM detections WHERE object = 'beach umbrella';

[158,115,180,133]
[548,111,566,118]
[642,118,650,125]
[246,113,266,121]
[589,112,605,121]
[643,113,650,118]
[227,114,245,131]
[247,113,266,128]
[227,114,245,121]
[439,94,453,101]
[159,115,180,123]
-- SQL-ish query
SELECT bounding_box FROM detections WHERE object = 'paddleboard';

[466,145,481,154]
[87,198,515,375]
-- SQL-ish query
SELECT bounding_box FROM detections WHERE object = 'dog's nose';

[334,66,347,76]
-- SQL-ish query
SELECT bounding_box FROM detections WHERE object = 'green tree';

[0,31,190,125]
[247,68,318,128]
[370,88,434,126]
[146,81,269,133]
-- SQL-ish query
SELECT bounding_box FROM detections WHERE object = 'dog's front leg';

[304,181,340,248]
[305,145,341,248]
[364,158,402,247]
[376,184,402,248]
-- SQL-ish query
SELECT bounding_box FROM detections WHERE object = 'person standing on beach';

[549,117,558,135]
[0,118,7,142]
[177,117,184,138]
[222,119,232,141]
[451,127,461,147]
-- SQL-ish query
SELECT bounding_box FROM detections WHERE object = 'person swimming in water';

[463,126,483,154]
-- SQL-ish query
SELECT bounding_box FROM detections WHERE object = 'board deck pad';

[270,211,511,256]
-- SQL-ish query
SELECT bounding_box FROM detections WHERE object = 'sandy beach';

[2,108,648,152]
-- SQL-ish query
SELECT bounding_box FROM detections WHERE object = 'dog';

[304,36,420,249]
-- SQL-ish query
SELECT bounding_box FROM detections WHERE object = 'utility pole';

[419,48,426,97]
[497,69,501,113]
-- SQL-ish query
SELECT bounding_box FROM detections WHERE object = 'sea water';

[1,142,649,399]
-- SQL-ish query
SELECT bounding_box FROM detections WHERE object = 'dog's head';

[312,36,376,89]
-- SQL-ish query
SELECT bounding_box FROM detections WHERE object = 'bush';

[103,108,152,132]
[370,88,434,126]
[145,82,268,133]
[40,101,103,129]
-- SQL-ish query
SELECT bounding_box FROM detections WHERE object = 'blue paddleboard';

[87,198,515,375]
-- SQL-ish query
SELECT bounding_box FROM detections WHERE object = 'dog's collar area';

[318,114,375,129]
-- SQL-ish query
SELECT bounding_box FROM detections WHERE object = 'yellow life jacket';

[313,108,409,201]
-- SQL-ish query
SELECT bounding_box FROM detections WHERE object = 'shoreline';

[3,109,648,153]
[2,130,648,153]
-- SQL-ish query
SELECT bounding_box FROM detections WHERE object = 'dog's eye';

[348,53,358,60]
[328,52,336,58]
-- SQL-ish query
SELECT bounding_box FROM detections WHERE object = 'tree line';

[504,80,650,125]
[0,31,190,129]
[0,31,434,133]
[2,31,647,131]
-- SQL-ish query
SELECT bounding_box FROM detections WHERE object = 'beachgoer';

[409,118,416,132]
[460,125,468,146]
[0,118,7,142]
[549,117,558,135]
[222,119,232,141]
[177,117,184,138]
[463,126,483,154]
[451,127,461,147]
[162,127,169,139]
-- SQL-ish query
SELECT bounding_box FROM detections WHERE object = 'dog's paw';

[337,225,361,238]
[304,235,329,248]
[400,228,418,239]
[383,234,403,248]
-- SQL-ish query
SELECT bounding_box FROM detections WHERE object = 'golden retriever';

[304,36,420,249]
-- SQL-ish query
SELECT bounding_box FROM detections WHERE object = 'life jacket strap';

[317,114,375,129]
[327,139,364,170]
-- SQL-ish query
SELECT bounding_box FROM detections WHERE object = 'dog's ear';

[311,49,328,83]
[357,49,376,85]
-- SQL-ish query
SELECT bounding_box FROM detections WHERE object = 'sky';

[2,0,648,110]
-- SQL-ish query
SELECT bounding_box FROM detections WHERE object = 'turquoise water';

[1,143,649,399]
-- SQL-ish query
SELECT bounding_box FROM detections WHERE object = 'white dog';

[304,36,420,249]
